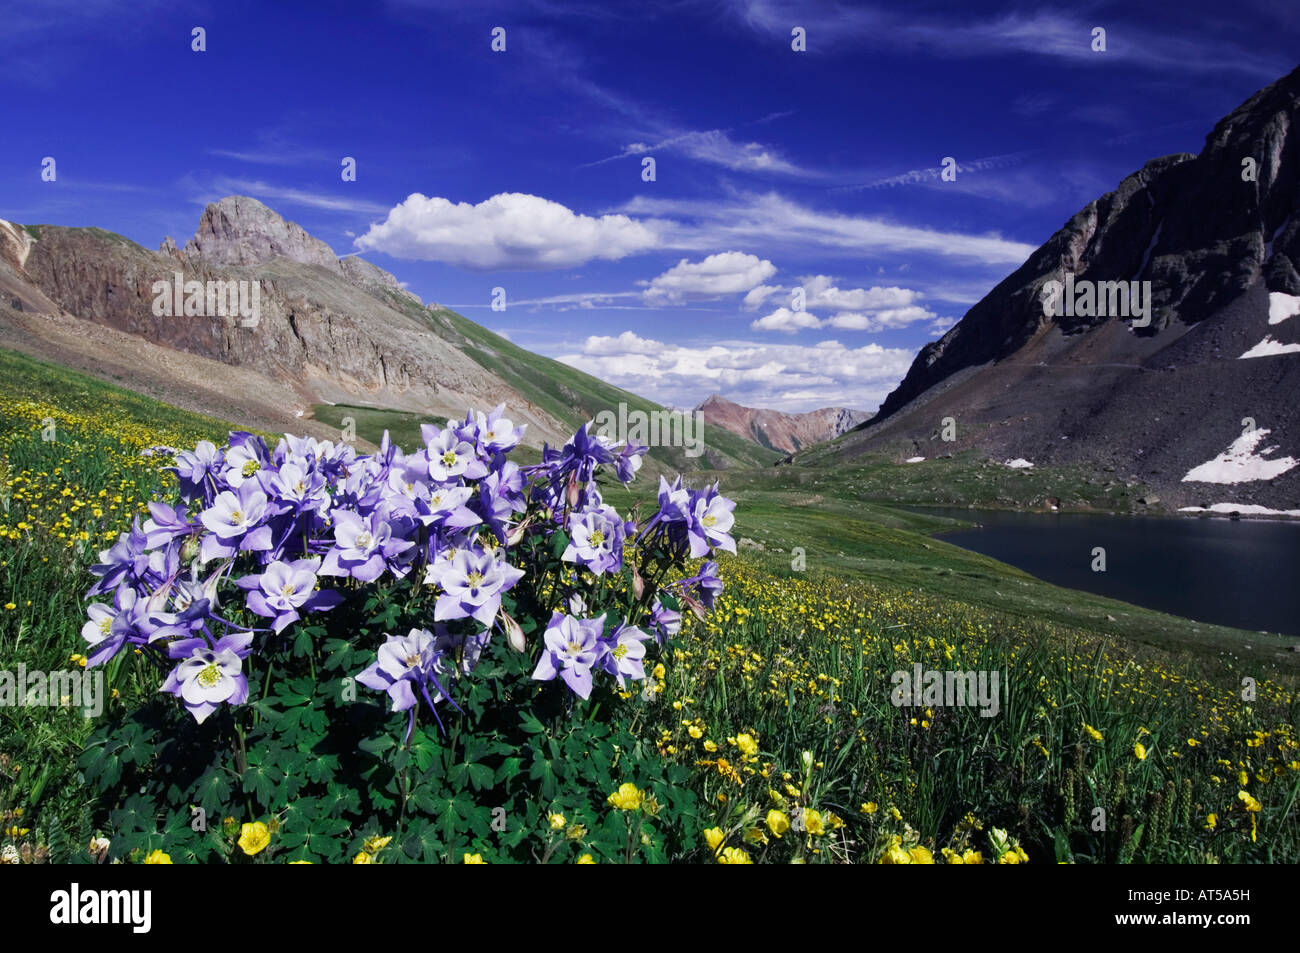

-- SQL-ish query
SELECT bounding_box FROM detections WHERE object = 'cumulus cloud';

[581,330,665,355]
[799,275,920,312]
[746,275,937,332]
[750,307,823,333]
[642,251,777,304]
[742,284,782,310]
[355,192,659,269]
[556,332,914,413]
[822,306,936,331]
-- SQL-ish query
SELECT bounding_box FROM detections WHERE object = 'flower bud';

[631,564,645,600]
[19,843,33,864]
[566,473,581,509]
[503,611,526,653]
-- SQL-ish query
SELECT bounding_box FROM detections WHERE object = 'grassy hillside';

[1,347,1295,864]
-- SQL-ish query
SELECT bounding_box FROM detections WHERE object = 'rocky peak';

[697,393,870,453]
[183,195,342,272]
[872,64,1300,425]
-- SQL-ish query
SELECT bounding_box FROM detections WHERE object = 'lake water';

[908,507,1300,637]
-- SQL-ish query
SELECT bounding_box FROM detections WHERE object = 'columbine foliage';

[77,407,733,863]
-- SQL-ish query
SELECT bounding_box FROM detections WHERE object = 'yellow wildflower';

[237,821,271,857]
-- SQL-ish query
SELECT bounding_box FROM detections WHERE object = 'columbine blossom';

[531,612,605,699]
[677,560,724,609]
[425,426,488,482]
[199,483,272,560]
[161,632,254,724]
[649,597,682,646]
[172,440,223,501]
[237,558,342,633]
[320,510,413,582]
[433,547,524,626]
[689,486,737,556]
[355,628,460,736]
[599,622,651,689]
[562,505,626,574]
[142,502,194,550]
[475,404,526,454]
[87,519,151,596]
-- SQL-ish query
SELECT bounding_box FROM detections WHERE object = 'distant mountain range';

[0,196,781,471]
[696,393,868,454]
[801,64,1300,512]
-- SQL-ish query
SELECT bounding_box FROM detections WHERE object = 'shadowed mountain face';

[0,197,779,471]
[696,393,868,454]
[811,64,1300,511]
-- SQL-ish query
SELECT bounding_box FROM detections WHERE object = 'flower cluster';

[79,407,736,731]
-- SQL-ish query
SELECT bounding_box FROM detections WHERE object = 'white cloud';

[557,332,914,412]
[586,129,818,178]
[619,191,1036,266]
[721,1,1289,79]
[799,275,921,311]
[355,192,659,269]
[750,307,822,333]
[200,177,391,215]
[642,251,776,304]
[581,330,665,355]
[742,284,783,310]
[823,306,935,331]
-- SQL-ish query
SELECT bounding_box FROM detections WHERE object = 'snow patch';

[1003,458,1034,469]
[1179,504,1300,517]
[1267,292,1300,326]
[1239,335,1300,358]
[905,456,926,463]
[1182,428,1298,484]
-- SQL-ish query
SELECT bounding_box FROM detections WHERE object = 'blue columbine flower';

[531,611,605,700]
[432,547,524,626]
[355,628,461,736]
[561,504,626,575]
[236,557,342,633]
[161,631,254,724]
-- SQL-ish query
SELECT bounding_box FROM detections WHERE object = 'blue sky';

[2,0,1296,412]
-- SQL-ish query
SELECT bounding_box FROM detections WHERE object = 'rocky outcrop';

[697,393,869,453]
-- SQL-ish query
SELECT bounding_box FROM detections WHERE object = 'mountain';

[696,393,869,454]
[800,64,1300,511]
[0,197,780,472]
